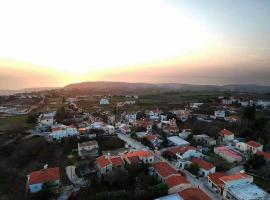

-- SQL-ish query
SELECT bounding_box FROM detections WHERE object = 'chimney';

[43,164,48,170]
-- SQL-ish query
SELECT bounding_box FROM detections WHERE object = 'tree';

[246,154,266,170]
[242,106,256,127]
[186,163,200,176]
[27,114,39,124]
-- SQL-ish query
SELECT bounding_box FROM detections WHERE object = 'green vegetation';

[0,115,35,134]
[206,152,235,172]
[253,175,270,192]
[97,136,125,151]
[186,163,200,176]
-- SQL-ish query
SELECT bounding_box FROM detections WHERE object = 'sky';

[0,0,270,90]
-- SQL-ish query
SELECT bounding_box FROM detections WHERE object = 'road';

[117,132,221,199]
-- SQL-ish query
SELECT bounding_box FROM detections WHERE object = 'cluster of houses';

[24,93,270,199]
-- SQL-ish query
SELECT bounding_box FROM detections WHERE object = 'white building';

[123,113,137,123]
[78,140,99,158]
[178,129,192,139]
[103,125,115,134]
[193,134,216,146]
[50,124,79,140]
[257,100,270,108]
[214,110,226,119]
[38,112,55,127]
[100,98,109,105]
[167,136,190,147]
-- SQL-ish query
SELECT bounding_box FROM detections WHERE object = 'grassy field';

[0,115,34,134]
[253,175,270,192]
[138,91,223,108]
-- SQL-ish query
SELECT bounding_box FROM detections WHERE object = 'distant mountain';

[63,81,270,94]
[0,87,59,96]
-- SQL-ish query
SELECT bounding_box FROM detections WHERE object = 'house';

[49,124,79,140]
[100,98,109,105]
[235,140,263,154]
[145,133,160,147]
[257,100,270,108]
[119,124,131,134]
[165,175,191,194]
[219,129,234,141]
[246,140,263,154]
[167,146,202,160]
[96,155,125,175]
[151,161,179,180]
[178,129,192,139]
[167,136,190,147]
[155,194,183,200]
[123,112,137,123]
[135,119,153,132]
[222,98,233,105]
[208,172,225,194]
[213,173,268,200]
[103,125,115,134]
[214,146,242,163]
[193,134,216,146]
[148,109,162,120]
[38,112,55,127]
[172,110,190,122]
[190,157,215,177]
[214,110,226,119]
[125,150,154,164]
[78,140,99,158]
[27,166,60,194]
[96,155,113,175]
[190,103,203,110]
[178,188,213,200]
[163,119,179,135]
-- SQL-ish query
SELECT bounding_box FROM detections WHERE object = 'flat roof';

[228,183,268,200]
[155,194,183,200]
[167,136,190,146]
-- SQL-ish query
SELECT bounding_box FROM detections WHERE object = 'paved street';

[117,132,221,199]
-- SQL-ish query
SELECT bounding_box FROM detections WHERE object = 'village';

[1,90,270,200]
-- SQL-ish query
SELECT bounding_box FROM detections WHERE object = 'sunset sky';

[0,0,270,89]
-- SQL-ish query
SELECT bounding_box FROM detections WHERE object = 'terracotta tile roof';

[208,172,225,187]
[168,146,196,156]
[165,175,189,188]
[96,155,112,168]
[257,151,270,159]
[109,156,124,166]
[29,167,60,185]
[219,129,234,136]
[126,155,141,164]
[191,157,215,170]
[178,188,213,200]
[246,140,262,148]
[146,133,157,142]
[126,150,153,158]
[152,161,178,178]
[219,173,251,183]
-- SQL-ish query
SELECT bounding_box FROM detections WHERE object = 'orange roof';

[146,134,157,142]
[29,167,60,185]
[109,156,124,166]
[126,155,141,164]
[246,140,262,148]
[208,172,225,187]
[179,188,213,200]
[165,175,189,188]
[191,157,215,170]
[257,151,270,159]
[96,156,112,168]
[168,146,196,156]
[219,173,251,183]
[152,161,178,178]
[126,150,153,158]
[219,129,234,136]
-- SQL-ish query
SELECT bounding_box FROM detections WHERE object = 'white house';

[103,125,115,134]
[78,140,99,158]
[257,100,270,108]
[100,98,109,105]
[50,124,79,140]
[178,129,192,139]
[38,112,55,127]
[167,136,190,147]
[27,166,60,194]
[219,129,234,141]
[123,112,137,123]
[193,134,216,146]
[119,124,131,134]
[190,157,216,177]
[214,110,226,119]
[246,140,263,154]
